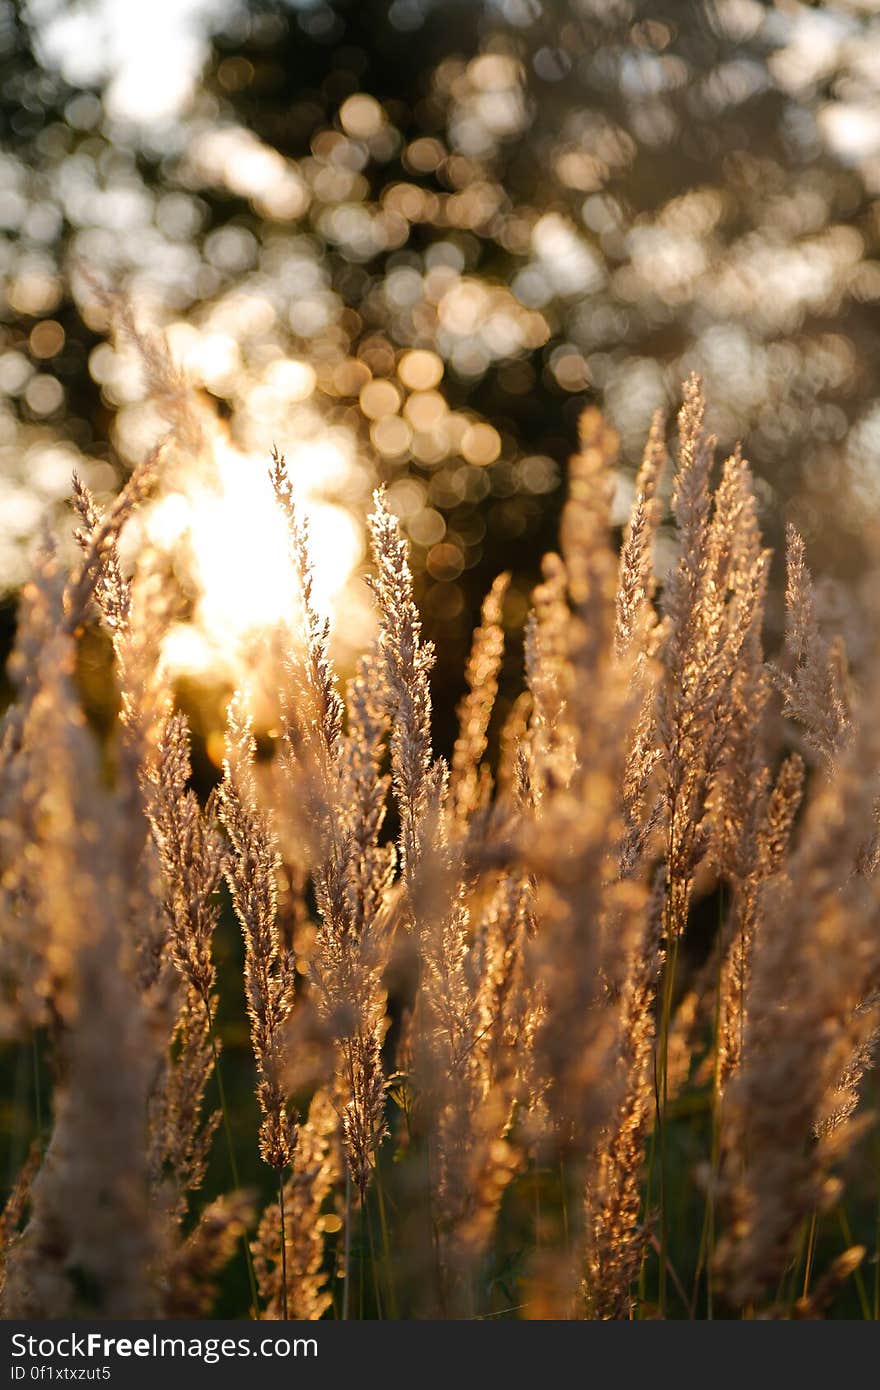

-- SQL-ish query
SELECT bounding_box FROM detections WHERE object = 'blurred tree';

[3,0,880,732]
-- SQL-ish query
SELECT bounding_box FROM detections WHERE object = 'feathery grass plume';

[709,575,772,890]
[0,1143,41,1301]
[773,524,852,763]
[164,1193,254,1318]
[1,542,163,1031]
[74,481,221,1251]
[337,649,396,949]
[147,986,220,1227]
[65,450,160,637]
[72,480,174,995]
[365,493,526,1306]
[614,407,666,660]
[220,695,297,1172]
[473,870,532,1101]
[140,728,222,1228]
[448,572,510,833]
[522,553,575,803]
[367,488,437,893]
[655,428,759,1105]
[716,752,804,1091]
[141,845,219,1238]
[524,408,646,1145]
[460,867,533,1256]
[0,556,77,1032]
[615,413,667,875]
[496,689,532,805]
[270,451,344,773]
[769,532,879,1130]
[581,939,658,1319]
[271,455,392,1197]
[649,389,772,1312]
[515,409,655,1316]
[331,650,395,1192]
[3,418,219,1313]
[363,488,480,1306]
[673,484,794,1093]
[1,554,158,1315]
[144,710,223,1007]
[252,1089,340,1320]
[716,694,880,1306]
[792,1245,867,1320]
[817,1021,880,1139]
[415,860,524,1312]
[0,473,148,1032]
[574,411,669,1318]
[668,454,779,1085]
[2,907,158,1318]
[658,382,772,941]
[70,472,132,636]
[434,797,532,1293]
[89,289,206,463]
[655,374,714,936]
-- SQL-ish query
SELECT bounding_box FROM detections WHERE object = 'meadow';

[1,324,878,1321]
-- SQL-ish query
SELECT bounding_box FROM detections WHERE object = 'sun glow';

[143,431,367,683]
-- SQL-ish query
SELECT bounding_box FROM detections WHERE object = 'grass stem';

[278,1170,288,1320]
[205,1005,261,1320]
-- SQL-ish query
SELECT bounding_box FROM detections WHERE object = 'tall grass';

[1,336,879,1319]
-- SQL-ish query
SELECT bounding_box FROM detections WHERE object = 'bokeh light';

[3,0,880,701]
[137,427,367,684]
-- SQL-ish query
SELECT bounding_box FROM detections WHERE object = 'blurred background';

[3,0,880,744]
